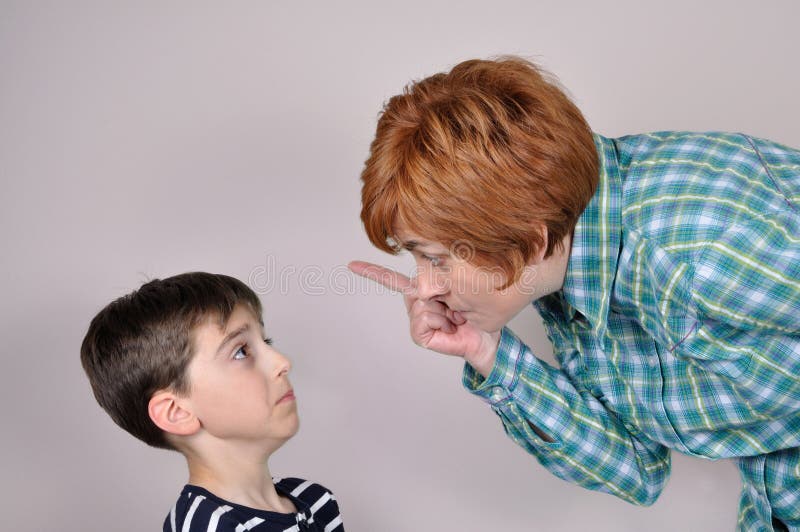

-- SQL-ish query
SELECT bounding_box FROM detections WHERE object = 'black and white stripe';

[163,478,344,532]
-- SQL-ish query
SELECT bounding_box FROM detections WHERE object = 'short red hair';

[359,56,598,283]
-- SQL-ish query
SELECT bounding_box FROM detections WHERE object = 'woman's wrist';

[465,330,502,378]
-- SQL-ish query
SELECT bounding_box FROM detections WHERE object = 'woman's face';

[394,227,541,333]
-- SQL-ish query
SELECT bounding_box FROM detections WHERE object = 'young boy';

[80,272,344,532]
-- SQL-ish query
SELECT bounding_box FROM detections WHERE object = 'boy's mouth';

[276,389,295,405]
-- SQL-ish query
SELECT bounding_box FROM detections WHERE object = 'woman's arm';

[463,328,671,506]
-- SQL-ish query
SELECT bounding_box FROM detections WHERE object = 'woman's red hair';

[359,56,599,283]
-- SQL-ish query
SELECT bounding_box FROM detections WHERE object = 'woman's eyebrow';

[402,240,447,254]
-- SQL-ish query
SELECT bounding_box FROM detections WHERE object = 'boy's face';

[183,304,298,447]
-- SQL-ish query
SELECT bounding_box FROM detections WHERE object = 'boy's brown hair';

[359,56,599,284]
[80,272,262,450]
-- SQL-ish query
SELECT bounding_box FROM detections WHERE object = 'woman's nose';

[414,265,449,301]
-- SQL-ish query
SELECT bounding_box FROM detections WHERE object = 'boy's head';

[359,56,599,284]
[80,272,297,452]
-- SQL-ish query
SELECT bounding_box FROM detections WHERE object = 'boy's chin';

[271,417,301,444]
[283,418,301,440]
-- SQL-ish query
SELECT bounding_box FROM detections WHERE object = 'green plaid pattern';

[463,132,800,531]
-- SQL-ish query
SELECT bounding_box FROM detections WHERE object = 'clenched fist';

[348,260,500,377]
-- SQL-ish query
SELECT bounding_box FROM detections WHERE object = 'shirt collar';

[560,133,622,336]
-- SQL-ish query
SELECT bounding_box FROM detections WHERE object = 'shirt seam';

[742,133,798,215]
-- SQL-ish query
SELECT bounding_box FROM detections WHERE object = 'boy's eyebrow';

[215,323,250,357]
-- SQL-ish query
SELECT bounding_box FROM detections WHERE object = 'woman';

[349,56,800,531]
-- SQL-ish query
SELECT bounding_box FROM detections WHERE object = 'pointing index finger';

[348,261,414,295]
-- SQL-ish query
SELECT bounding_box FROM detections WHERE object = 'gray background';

[2,1,798,530]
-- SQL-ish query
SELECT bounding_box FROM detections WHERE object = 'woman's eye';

[422,254,442,267]
[232,346,249,360]
[264,337,273,346]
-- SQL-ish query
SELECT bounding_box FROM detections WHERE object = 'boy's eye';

[232,345,249,360]
[264,337,273,346]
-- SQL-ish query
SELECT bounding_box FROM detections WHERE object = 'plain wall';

[1,1,798,530]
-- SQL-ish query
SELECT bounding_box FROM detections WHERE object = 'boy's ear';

[148,390,201,437]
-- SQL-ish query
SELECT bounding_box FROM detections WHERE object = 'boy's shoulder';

[273,476,336,504]
[163,478,343,532]
[275,476,343,531]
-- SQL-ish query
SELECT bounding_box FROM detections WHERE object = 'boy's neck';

[184,440,296,514]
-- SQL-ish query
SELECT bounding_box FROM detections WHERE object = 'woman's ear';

[530,225,549,265]
[148,390,201,437]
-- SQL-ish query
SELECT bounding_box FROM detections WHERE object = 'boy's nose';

[269,348,291,376]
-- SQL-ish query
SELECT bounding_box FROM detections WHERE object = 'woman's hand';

[348,260,500,377]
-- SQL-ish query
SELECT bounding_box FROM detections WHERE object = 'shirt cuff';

[462,327,524,406]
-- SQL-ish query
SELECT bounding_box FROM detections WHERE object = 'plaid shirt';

[463,132,800,509]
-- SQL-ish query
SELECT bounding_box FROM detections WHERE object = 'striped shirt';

[163,477,344,532]
[463,132,800,507]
